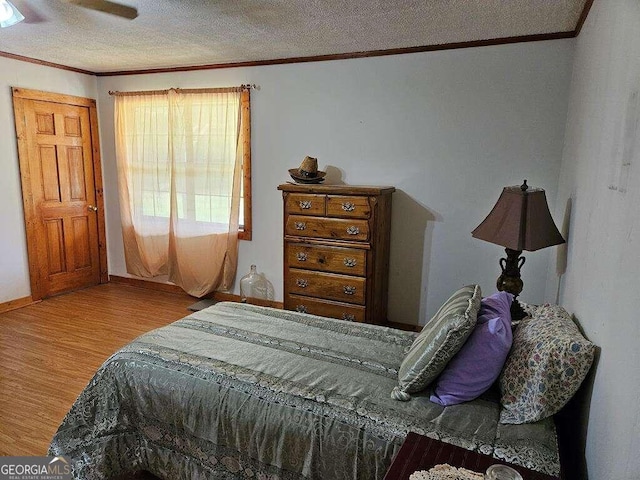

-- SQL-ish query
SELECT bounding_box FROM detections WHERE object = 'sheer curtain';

[114,88,245,297]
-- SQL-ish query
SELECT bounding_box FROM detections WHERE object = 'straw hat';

[288,156,326,183]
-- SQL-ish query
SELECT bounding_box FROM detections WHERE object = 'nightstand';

[384,432,560,480]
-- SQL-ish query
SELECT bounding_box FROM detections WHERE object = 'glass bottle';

[484,465,523,480]
[239,265,273,302]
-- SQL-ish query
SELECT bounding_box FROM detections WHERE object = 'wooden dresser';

[277,183,395,325]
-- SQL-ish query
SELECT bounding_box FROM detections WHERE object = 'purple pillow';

[430,291,513,406]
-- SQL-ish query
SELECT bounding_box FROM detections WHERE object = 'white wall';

[545,0,640,478]
[0,57,97,303]
[98,40,574,324]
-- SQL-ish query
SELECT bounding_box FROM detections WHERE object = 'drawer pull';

[299,200,312,210]
[295,222,306,231]
[342,313,356,322]
[342,202,356,212]
[296,305,308,313]
[343,257,357,267]
[346,226,360,235]
[296,278,309,288]
[343,285,356,295]
[296,252,308,261]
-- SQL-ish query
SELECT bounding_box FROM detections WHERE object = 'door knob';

[88,205,98,212]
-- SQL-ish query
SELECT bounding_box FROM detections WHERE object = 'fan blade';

[65,0,138,19]
[12,0,48,24]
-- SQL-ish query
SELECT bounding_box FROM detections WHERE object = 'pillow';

[392,284,481,401]
[430,291,514,406]
[499,304,595,424]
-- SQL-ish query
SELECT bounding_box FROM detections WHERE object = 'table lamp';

[472,180,565,319]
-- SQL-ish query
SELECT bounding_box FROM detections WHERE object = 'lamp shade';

[472,181,565,252]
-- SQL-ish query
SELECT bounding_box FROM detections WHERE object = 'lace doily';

[409,464,484,480]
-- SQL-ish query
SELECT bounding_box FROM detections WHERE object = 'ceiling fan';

[63,0,138,19]
[1,0,138,26]
[0,0,24,27]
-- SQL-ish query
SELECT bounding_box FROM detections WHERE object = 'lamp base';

[496,248,528,321]
[510,298,528,321]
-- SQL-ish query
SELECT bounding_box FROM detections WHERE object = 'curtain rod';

[108,84,256,96]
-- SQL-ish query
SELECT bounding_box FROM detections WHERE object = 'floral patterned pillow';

[499,304,595,424]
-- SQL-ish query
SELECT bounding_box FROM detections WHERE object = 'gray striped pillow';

[392,285,482,401]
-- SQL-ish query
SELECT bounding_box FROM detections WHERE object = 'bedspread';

[49,302,560,479]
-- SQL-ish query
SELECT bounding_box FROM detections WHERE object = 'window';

[117,87,251,239]
[113,86,252,295]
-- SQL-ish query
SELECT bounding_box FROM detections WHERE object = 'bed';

[49,301,560,479]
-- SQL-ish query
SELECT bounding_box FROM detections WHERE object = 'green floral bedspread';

[49,302,559,479]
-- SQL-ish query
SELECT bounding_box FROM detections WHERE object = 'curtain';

[114,88,244,297]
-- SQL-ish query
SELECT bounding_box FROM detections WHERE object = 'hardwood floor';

[0,283,195,456]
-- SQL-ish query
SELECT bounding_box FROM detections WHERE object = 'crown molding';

[0,0,593,78]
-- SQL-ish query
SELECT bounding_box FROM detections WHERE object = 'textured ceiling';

[0,0,589,75]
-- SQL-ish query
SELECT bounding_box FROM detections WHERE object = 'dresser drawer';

[287,268,366,304]
[285,216,370,242]
[286,243,367,276]
[326,195,370,219]
[285,294,366,322]
[285,193,325,216]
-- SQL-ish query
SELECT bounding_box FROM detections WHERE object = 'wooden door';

[13,88,107,300]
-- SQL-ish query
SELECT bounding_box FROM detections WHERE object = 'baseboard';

[2,281,416,331]
[211,291,283,309]
[0,295,38,313]
[109,275,187,295]
[387,320,422,332]
[6,278,420,330]
[108,275,283,309]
